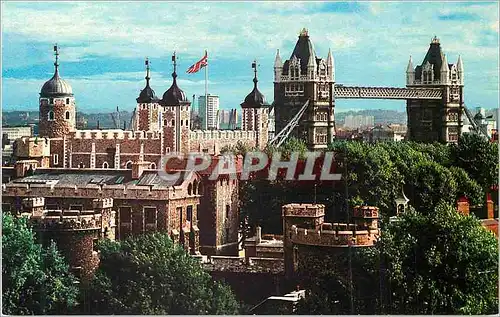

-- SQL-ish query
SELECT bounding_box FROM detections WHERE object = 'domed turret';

[136,58,158,103]
[160,52,187,106]
[40,45,73,97]
[241,60,269,108]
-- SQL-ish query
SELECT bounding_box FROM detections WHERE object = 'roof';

[5,168,195,189]
[415,36,446,81]
[137,81,158,104]
[241,68,269,109]
[282,28,317,75]
[40,67,73,97]
[160,71,188,106]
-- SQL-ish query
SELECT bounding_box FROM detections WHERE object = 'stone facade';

[406,37,464,143]
[274,28,335,150]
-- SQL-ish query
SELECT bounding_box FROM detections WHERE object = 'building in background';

[199,94,220,130]
[2,125,34,165]
[218,109,238,130]
[462,107,497,140]
[369,124,407,142]
[344,115,374,129]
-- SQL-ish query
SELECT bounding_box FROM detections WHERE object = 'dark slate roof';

[241,76,269,109]
[415,38,443,81]
[136,82,158,103]
[282,31,317,75]
[160,71,188,106]
[8,169,192,189]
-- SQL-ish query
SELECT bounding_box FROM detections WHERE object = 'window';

[188,183,192,195]
[50,98,54,104]
[78,162,84,168]
[171,119,175,127]
[193,180,198,194]
[144,207,156,224]
[120,206,132,223]
[48,111,55,121]
[150,163,156,170]
[187,205,193,222]
[166,147,171,154]
[66,98,70,105]
[180,120,183,126]
[65,111,70,120]
[126,161,132,169]
[225,205,230,220]
[69,205,83,211]
[53,154,59,165]
[102,162,109,168]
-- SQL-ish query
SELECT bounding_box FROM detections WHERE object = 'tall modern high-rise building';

[198,94,219,130]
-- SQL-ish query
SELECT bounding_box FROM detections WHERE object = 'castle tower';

[274,28,335,150]
[406,36,464,143]
[38,45,76,138]
[136,58,161,131]
[240,60,269,150]
[160,52,191,154]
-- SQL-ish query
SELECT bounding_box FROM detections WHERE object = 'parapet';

[72,129,160,140]
[290,224,379,247]
[353,206,379,219]
[30,210,102,232]
[92,198,113,209]
[190,130,256,141]
[22,197,45,208]
[282,203,325,218]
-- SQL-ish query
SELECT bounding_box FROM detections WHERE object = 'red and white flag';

[186,51,208,74]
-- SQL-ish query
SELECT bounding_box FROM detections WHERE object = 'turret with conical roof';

[38,45,76,140]
[136,58,158,103]
[161,52,188,106]
[241,60,269,149]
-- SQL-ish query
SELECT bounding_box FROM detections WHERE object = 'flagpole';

[204,49,208,130]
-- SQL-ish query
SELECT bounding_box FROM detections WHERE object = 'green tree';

[407,160,457,213]
[378,204,498,314]
[453,133,499,189]
[87,233,239,314]
[2,213,79,315]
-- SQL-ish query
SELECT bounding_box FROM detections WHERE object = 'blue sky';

[2,1,499,114]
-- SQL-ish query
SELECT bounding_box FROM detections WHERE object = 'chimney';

[486,193,494,219]
[256,225,262,244]
[457,196,470,216]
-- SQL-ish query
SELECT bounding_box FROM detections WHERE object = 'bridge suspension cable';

[268,100,310,148]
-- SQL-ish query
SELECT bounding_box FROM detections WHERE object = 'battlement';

[92,198,113,209]
[353,206,380,219]
[194,255,284,274]
[190,130,256,141]
[282,203,325,218]
[30,209,102,231]
[290,224,379,247]
[71,129,161,140]
[22,197,45,208]
[14,137,50,158]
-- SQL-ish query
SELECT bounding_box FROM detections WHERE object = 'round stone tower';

[38,45,76,138]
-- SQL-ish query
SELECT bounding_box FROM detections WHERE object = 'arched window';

[150,162,156,170]
[188,183,192,195]
[126,161,132,169]
[102,162,109,169]
[193,180,198,194]
[171,119,175,127]
[65,111,70,120]
[180,120,183,126]
[66,98,70,105]
[78,162,84,168]
[48,111,54,121]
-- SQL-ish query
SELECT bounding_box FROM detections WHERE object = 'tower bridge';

[333,85,443,100]
[273,30,465,149]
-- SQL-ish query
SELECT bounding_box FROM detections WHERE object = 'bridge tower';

[274,28,335,150]
[406,36,464,143]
